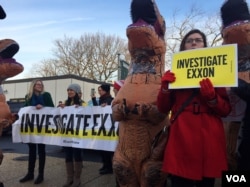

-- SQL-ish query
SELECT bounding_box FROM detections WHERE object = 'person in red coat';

[157,29,231,187]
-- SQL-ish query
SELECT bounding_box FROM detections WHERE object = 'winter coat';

[25,92,54,107]
[157,87,231,180]
[92,94,113,106]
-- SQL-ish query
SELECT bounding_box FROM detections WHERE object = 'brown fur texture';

[0,40,22,135]
[0,93,17,136]
[0,6,22,187]
[112,0,168,186]
[0,58,23,83]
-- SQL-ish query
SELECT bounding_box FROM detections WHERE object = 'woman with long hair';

[62,83,86,187]
[157,29,231,187]
[19,79,54,184]
[92,84,114,175]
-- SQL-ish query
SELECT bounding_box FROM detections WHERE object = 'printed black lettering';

[24,113,35,132]
[97,114,109,136]
[45,114,53,134]
[61,114,68,134]
[199,56,205,67]
[193,57,199,67]
[187,67,215,78]
[184,58,190,68]
[20,114,25,132]
[65,114,74,135]
[75,114,84,135]
[36,114,45,133]
[206,56,212,66]
[52,115,60,134]
[92,114,100,136]
[177,59,185,69]
[107,114,116,136]
[222,54,227,65]
[83,115,91,136]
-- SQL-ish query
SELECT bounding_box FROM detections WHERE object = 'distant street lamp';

[117,53,129,80]
[117,53,121,80]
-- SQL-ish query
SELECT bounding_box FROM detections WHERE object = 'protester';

[57,101,63,107]
[78,90,87,106]
[91,84,114,174]
[19,79,54,184]
[62,83,86,187]
[157,29,231,187]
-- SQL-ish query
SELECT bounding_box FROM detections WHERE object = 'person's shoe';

[34,175,43,184]
[99,168,113,175]
[0,181,4,187]
[19,173,34,183]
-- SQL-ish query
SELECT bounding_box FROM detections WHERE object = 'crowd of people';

[0,30,249,187]
[10,79,124,187]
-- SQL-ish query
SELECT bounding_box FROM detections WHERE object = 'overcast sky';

[0,0,236,79]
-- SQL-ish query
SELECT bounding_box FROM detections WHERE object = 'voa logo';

[226,175,247,183]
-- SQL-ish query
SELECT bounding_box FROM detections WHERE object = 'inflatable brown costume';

[112,0,168,186]
[221,0,250,170]
[0,5,23,187]
[0,5,23,135]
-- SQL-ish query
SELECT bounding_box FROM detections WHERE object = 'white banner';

[12,106,119,151]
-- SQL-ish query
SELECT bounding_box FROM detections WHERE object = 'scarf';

[31,93,45,106]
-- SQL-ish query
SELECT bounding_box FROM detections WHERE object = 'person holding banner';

[78,90,87,107]
[92,84,114,175]
[19,79,54,184]
[157,29,231,187]
[62,83,86,187]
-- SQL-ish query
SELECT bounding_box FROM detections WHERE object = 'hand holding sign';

[161,70,176,90]
[169,44,237,89]
[199,78,216,101]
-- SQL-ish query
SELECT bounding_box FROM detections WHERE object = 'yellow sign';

[169,44,238,89]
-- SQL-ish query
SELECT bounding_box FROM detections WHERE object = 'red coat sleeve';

[157,89,172,114]
[208,88,231,117]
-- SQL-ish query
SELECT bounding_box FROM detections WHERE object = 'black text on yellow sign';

[177,54,228,78]
[170,44,238,89]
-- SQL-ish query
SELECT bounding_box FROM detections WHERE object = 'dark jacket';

[231,79,250,170]
[92,94,113,106]
[231,79,250,122]
[25,92,54,107]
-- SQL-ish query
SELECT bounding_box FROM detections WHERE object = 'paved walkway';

[0,153,116,187]
[0,153,222,187]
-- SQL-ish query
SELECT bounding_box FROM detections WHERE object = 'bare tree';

[31,5,222,79]
[32,32,129,81]
[31,59,60,77]
[165,5,222,69]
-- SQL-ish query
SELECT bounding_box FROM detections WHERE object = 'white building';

[2,74,113,106]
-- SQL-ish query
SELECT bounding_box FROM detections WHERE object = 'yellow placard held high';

[169,44,238,89]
